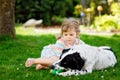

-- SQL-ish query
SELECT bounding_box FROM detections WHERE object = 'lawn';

[0,27,120,80]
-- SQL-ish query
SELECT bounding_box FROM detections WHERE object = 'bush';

[111,2,120,15]
[94,15,120,31]
[15,0,80,25]
[51,16,65,25]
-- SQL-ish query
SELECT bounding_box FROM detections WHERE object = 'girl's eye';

[70,34,74,36]
[64,34,68,36]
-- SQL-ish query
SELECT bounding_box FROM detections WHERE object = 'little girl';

[25,18,85,70]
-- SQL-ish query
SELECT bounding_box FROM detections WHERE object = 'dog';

[51,44,117,76]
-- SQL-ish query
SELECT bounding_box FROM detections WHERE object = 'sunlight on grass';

[0,26,120,80]
[16,27,42,36]
[15,25,60,36]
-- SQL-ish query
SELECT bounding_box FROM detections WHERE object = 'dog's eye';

[63,63,67,65]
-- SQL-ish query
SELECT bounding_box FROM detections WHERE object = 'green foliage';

[93,2,120,31]
[73,4,83,17]
[111,2,120,15]
[0,26,120,80]
[15,0,80,25]
[115,14,120,29]
[51,16,65,25]
[94,15,120,31]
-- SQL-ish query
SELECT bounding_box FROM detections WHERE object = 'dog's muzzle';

[50,62,66,70]
[50,65,56,69]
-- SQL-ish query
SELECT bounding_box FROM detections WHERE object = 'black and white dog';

[51,44,117,76]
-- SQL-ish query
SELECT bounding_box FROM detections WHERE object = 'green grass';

[0,27,120,80]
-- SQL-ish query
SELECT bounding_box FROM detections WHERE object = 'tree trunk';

[0,0,15,38]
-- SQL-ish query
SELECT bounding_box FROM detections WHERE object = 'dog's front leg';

[80,63,94,75]
[58,69,91,76]
[57,70,79,76]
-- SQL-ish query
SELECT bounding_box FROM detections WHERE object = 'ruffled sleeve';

[47,38,65,56]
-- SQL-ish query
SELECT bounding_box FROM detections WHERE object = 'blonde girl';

[25,18,85,70]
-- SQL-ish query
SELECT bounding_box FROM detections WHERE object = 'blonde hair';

[56,18,80,40]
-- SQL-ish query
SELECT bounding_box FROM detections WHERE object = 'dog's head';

[51,48,85,70]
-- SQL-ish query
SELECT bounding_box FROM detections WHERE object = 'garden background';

[0,0,120,80]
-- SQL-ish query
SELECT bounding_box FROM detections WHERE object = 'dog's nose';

[50,65,55,69]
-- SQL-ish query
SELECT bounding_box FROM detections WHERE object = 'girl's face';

[62,29,77,45]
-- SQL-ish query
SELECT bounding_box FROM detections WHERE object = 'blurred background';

[15,0,120,31]
[0,0,120,37]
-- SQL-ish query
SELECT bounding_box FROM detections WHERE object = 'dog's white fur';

[53,44,117,76]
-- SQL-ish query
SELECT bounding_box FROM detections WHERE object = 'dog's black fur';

[59,49,70,59]
[59,52,85,70]
[51,49,85,70]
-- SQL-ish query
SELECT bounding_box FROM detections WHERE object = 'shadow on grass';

[0,34,120,80]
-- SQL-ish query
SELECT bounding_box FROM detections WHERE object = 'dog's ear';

[74,52,85,70]
[60,48,70,59]
[62,48,70,53]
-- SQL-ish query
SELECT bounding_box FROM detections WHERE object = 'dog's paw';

[57,70,74,76]
[57,72,69,77]
[78,69,89,75]
[57,70,80,76]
